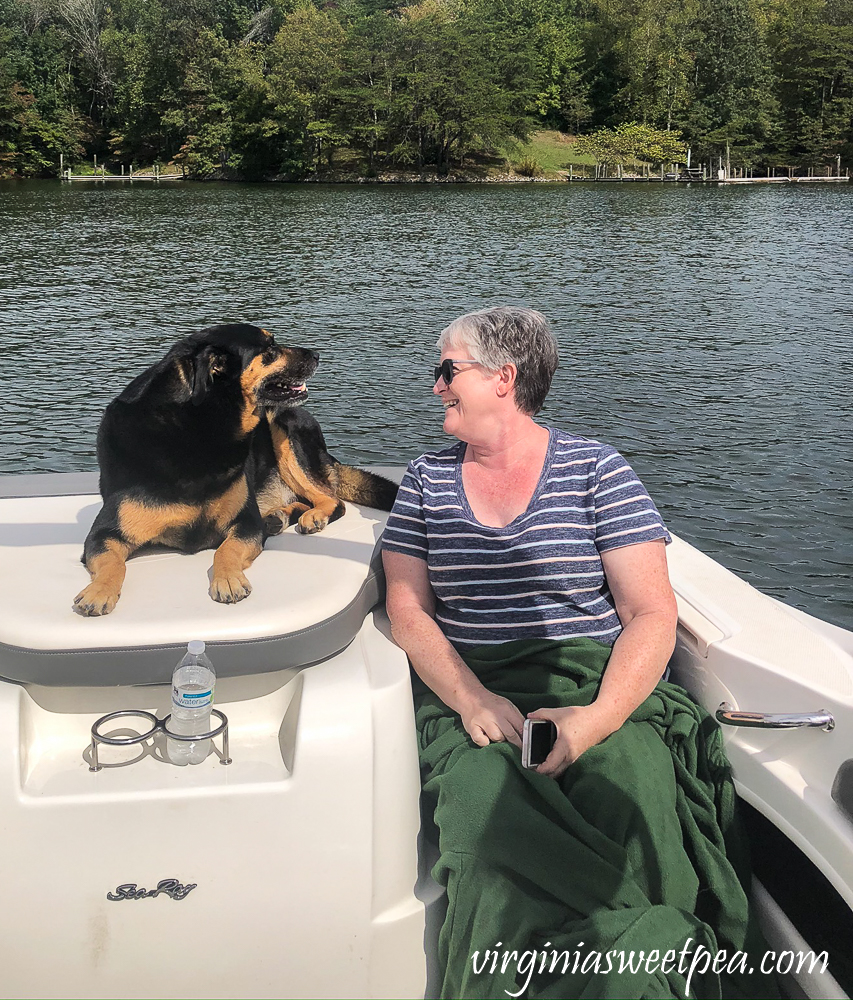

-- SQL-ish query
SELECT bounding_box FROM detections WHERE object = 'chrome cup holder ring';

[91,709,161,745]
[161,709,231,765]
[88,709,231,772]
[89,710,160,771]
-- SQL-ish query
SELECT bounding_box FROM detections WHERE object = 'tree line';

[1,0,851,179]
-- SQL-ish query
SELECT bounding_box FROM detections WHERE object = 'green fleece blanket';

[416,637,778,1000]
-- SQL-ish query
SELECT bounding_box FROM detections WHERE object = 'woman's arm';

[530,539,677,777]
[383,549,525,747]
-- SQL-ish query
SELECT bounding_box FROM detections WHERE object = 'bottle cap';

[187,640,206,655]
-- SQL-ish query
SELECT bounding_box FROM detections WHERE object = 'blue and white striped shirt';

[382,427,671,647]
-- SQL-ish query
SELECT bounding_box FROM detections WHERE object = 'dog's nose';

[307,350,320,362]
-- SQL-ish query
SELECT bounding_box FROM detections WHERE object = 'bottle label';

[172,687,212,710]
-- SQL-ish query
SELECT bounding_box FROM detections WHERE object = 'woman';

[382,307,775,999]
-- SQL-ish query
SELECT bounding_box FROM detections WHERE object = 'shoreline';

[57,171,851,185]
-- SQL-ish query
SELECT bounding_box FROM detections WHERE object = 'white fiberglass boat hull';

[1,611,424,999]
[0,472,427,999]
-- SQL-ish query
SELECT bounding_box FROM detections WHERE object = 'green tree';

[0,77,85,176]
[466,0,591,132]
[0,10,88,176]
[685,0,780,166]
[391,2,537,172]
[765,0,853,167]
[335,12,403,169]
[266,6,348,171]
[160,27,240,176]
[602,0,701,131]
[573,119,686,167]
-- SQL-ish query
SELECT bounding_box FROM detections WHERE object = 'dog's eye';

[262,347,277,364]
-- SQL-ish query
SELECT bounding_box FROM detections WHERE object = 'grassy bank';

[315,130,597,182]
[511,131,597,177]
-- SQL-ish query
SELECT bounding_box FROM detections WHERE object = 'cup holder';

[89,709,231,772]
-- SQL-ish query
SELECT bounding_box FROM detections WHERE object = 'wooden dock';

[716,176,849,184]
[565,175,849,184]
[62,173,184,182]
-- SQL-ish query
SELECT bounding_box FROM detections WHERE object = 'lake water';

[0,179,850,629]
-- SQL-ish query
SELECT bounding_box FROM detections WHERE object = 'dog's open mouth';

[258,376,309,406]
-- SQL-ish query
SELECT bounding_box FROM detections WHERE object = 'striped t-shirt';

[382,427,671,647]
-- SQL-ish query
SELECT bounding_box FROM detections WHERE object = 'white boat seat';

[0,473,390,687]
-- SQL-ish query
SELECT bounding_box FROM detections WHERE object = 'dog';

[73,323,398,617]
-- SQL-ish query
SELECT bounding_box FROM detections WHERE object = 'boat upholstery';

[0,472,398,686]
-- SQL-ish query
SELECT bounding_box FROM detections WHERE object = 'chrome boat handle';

[716,703,835,732]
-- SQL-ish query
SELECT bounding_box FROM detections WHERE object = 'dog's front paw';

[209,573,252,604]
[263,503,310,536]
[297,509,329,534]
[73,583,121,617]
[263,513,285,536]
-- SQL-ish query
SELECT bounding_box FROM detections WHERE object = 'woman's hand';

[460,690,525,748]
[526,705,614,777]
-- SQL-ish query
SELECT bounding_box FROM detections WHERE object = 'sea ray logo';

[106,878,197,901]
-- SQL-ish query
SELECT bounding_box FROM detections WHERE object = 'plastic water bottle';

[167,640,215,765]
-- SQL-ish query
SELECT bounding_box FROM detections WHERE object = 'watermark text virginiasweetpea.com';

[470,939,829,997]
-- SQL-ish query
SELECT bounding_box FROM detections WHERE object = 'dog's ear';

[189,345,228,405]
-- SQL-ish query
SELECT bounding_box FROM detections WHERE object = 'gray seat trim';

[0,561,385,687]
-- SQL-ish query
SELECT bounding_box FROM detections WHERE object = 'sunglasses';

[433,358,480,385]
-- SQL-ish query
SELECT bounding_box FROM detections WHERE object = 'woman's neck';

[462,415,549,472]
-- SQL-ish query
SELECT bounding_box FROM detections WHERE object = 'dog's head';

[173,324,319,410]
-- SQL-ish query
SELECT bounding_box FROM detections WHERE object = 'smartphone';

[521,719,557,768]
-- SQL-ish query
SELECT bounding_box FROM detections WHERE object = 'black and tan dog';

[74,323,398,617]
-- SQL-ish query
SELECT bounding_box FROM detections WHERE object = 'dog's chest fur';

[255,475,298,516]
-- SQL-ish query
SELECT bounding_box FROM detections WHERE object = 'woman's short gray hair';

[437,306,559,415]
